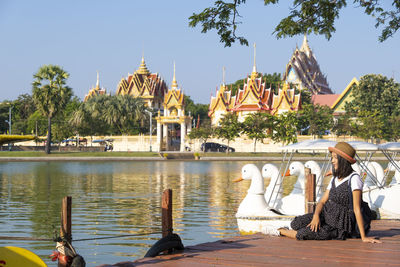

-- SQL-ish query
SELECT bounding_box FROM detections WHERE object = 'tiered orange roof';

[208,83,235,117]
[231,72,272,112]
[208,44,302,124]
[116,57,168,107]
[271,83,301,115]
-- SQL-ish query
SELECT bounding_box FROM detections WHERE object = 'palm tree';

[32,65,72,154]
[102,95,148,135]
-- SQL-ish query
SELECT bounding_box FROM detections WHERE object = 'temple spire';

[137,56,150,75]
[96,71,99,88]
[222,66,226,85]
[300,34,311,56]
[171,61,178,89]
[251,43,257,79]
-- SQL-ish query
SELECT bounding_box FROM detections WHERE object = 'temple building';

[208,74,235,126]
[330,77,359,117]
[156,63,192,151]
[83,72,107,102]
[282,35,333,95]
[209,45,301,126]
[116,57,168,110]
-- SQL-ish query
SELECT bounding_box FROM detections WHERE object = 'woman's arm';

[352,190,381,243]
[307,189,329,232]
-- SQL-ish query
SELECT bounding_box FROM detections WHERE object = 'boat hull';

[236,216,293,235]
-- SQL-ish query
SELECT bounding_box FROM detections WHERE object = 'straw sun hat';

[328,142,356,164]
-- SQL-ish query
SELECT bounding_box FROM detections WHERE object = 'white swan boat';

[235,164,292,235]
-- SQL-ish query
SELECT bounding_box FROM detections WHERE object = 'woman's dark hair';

[332,154,354,178]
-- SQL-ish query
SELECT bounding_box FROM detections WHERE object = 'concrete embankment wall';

[8,135,363,153]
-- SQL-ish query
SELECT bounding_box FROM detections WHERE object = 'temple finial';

[300,34,310,53]
[137,55,150,75]
[251,43,257,79]
[252,43,257,73]
[222,66,226,85]
[96,71,99,88]
[173,61,176,82]
[172,61,178,89]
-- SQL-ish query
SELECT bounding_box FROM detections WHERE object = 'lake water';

[1,161,279,266]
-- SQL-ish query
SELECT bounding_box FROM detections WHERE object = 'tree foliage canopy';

[215,112,241,152]
[242,112,273,152]
[345,74,400,141]
[189,0,400,47]
[32,65,73,153]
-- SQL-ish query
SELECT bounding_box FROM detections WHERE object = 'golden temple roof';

[164,63,184,107]
[116,57,168,100]
[271,82,301,115]
[135,56,150,75]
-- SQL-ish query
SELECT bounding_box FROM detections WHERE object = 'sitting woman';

[279,142,381,243]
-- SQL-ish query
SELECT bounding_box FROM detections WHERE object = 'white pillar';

[163,124,169,151]
[180,122,186,152]
[157,121,162,151]
[187,118,192,133]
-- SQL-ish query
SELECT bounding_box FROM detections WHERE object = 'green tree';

[351,110,385,143]
[271,111,298,145]
[70,101,101,140]
[189,1,399,47]
[388,115,400,141]
[26,111,47,137]
[242,112,273,152]
[0,101,12,134]
[298,103,334,138]
[214,112,241,153]
[346,74,400,141]
[332,113,354,138]
[51,96,80,144]
[188,125,214,151]
[81,94,112,135]
[184,95,209,125]
[11,94,36,134]
[103,95,148,135]
[32,65,73,154]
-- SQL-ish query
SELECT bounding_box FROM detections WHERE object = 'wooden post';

[162,189,173,237]
[305,168,316,214]
[60,196,72,243]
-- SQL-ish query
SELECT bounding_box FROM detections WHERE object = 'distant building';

[156,63,192,152]
[311,77,359,118]
[116,57,168,110]
[331,77,359,117]
[209,45,301,126]
[84,72,107,102]
[282,35,333,95]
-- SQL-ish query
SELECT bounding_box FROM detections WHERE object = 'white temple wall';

[18,134,360,153]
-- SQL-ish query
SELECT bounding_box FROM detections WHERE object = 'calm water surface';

[0,161,270,266]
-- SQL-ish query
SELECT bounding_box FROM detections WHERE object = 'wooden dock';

[100,219,400,267]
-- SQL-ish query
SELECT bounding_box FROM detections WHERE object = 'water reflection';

[0,161,262,266]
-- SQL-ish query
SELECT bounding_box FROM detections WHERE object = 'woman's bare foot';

[278,227,297,239]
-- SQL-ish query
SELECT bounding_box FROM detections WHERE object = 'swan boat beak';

[233,177,244,183]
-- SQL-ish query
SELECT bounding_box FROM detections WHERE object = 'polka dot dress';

[291,176,355,240]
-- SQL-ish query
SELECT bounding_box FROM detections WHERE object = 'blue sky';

[1,0,399,104]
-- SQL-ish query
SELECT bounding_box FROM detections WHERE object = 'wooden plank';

[102,220,400,267]
[184,237,400,265]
